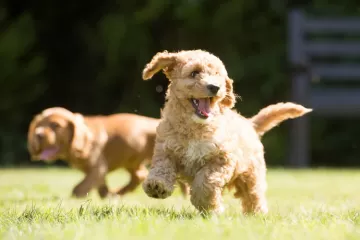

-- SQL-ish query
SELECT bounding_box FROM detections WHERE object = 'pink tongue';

[39,148,58,160]
[198,98,211,116]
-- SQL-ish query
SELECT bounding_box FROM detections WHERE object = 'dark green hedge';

[0,0,359,166]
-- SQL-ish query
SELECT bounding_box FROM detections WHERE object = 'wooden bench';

[288,9,360,167]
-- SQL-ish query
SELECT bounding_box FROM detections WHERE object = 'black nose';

[207,84,220,94]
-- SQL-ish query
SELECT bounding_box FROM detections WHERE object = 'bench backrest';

[288,9,360,116]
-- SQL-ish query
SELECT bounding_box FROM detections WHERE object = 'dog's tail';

[250,102,312,137]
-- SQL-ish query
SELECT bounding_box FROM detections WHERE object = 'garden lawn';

[0,168,360,240]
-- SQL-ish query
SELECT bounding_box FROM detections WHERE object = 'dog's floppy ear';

[69,113,94,159]
[220,78,236,108]
[142,51,178,80]
[27,114,43,157]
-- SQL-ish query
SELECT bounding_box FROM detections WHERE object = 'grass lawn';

[0,168,360,239]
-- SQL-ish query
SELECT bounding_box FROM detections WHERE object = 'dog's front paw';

[142,178,173,199]
[72,185,89,198]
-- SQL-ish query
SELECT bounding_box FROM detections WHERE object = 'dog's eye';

[49,122,60,129]
[190,71,200,78]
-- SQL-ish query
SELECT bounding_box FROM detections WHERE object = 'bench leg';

[288,116,310,168]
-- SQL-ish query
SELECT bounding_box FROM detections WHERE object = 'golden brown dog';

[141,50,311,215]
[27,107,189,198]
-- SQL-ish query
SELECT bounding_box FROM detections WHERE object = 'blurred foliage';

[0,0,359,166]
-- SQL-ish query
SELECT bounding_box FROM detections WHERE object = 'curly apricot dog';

[28,107,189,198]
[141,50,311,214]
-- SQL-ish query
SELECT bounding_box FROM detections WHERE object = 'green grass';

[0,168,360,240]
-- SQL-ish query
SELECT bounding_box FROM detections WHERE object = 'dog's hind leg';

[233,165,268,214]
[190,159,235,215]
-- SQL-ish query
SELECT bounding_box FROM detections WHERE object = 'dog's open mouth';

[190,98,213,119]
[38,147,59,161]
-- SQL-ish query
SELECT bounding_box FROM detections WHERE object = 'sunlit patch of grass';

[0,168,360,239]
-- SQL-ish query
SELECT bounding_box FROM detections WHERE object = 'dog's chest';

[183,139,219,163]
[165,135,222,167]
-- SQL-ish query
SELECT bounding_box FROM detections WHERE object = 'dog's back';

[84,113,160,171]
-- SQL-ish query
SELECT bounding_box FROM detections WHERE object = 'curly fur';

[251,102,312,137]
[141,50,311,215]
[28,107,189,199]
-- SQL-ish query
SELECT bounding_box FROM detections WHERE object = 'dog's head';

[27,107,93,162]
[142,50,236,123]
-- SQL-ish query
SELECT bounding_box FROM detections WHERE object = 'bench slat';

[312,64,360,80]
[305,18,360,33]
[305,43,360,56]
[310,89,360,116]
